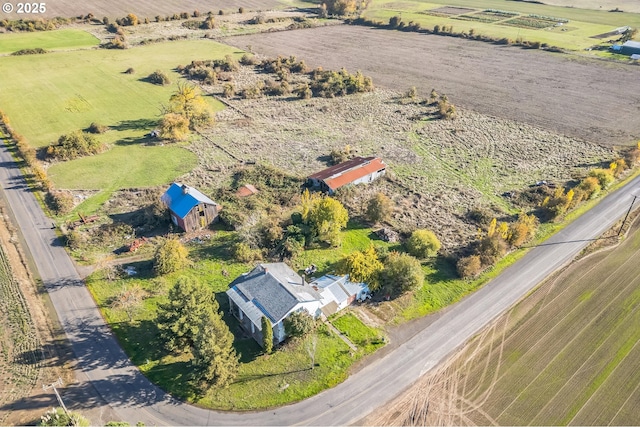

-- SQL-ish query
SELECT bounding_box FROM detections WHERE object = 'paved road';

[1,134,639,425]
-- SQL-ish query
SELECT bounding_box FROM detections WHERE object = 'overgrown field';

[227,25,640,146]
[363,0,640,50]
[367,217,640,426]
[189,65,613,249]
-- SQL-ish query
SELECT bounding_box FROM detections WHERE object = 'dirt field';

[226,25,640,146]
[540,0,640,13]
[1,0,286,20]
[364,215,640,426]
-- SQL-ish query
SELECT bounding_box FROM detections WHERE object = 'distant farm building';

[621,41,640,55]
[161,182,220,232]
[611,40,640,56]
[307,156,386,195]
[236,184,259,198]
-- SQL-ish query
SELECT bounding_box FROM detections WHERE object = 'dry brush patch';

[83,11,327,46]
[365,217,640,426]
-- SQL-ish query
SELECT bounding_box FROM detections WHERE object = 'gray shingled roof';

[229,263,321,324]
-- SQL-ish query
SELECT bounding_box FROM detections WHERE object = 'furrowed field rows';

[369,220,640,425]
[461,243,640,412]
[475,231,640,424]
[0,245,41,423]
[0,0,290,20]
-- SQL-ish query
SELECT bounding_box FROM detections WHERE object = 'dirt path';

[225,25,640,146]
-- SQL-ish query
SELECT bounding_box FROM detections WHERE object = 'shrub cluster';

[115,13,139,26]
[346,17,563,52]
[45,190,74,215]
[11,48,48,56]
[457,212,538,278]
[147,70,171,85]
[0,17,72,32]
[46,131,106,160]
[177,55,239,85]
[306,67,374,98]
[87,122,109,134]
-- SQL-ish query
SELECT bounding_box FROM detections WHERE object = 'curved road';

[1,137,639,425]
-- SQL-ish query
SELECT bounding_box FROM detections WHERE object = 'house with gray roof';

[227,263,370,347]
[227,263,323,346]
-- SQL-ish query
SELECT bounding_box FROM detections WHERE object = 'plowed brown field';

[226,25,640,146]
[2,0,283,20]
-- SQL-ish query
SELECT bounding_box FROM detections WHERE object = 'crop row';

[0,246,41,423]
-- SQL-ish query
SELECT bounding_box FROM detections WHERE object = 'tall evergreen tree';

[191,309,239,390]
[157,277,217,352]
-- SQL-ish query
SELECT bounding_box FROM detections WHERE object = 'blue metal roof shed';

[161,183,219,232]
[621,40,640,55]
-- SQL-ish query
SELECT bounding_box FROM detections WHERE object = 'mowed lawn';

[443,222,640,425]
[0,29,99,54]
[0,34,242,189]
[364,0,640,50]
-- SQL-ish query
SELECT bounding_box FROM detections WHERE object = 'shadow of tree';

[109,119,158,132]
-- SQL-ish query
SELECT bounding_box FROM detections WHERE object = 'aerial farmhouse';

[161,182,220,232]
[226,263,369,347]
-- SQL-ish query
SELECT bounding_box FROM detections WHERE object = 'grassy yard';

[331,312,386,352]
[0,29,99,54]
[47,144,197,190]
[85,226,390,410]
[363,0,640,50]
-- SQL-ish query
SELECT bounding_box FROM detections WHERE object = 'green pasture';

[0,35,242,194]
[47,143,197,190]
[0,29,99,54]
[364,0,640,50]
[0,37,235,148]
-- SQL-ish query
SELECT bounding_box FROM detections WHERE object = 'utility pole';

[618,194,638,236]
[43,378,68,415]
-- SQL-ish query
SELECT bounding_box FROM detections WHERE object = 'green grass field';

[363,0,640,50]
[47,144,197,190]
[0,34,241,192]
[0,29,99,54]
